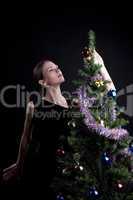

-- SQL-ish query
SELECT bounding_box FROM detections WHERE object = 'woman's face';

[42,61,65,86]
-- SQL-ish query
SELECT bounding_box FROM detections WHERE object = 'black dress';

[21,98,72,198]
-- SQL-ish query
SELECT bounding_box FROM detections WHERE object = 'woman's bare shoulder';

[26,101,35,118]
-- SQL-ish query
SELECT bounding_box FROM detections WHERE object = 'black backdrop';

[1,6,133,169]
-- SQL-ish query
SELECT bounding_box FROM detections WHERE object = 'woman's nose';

[57,70,62,77]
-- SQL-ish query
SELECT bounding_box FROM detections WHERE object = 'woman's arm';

[16,101,34,167]
[94,50,116,91]
[3,101,34,181]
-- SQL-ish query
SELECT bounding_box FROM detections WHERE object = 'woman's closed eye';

[49,67,60,72]
[49,68,54,72]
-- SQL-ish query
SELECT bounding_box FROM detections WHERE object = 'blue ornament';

[87,186,99,199]
[129,147,133,153]
[107,89,117,98]
[101,152,112,166]
[56,194,65,200]
[129,141,133,153]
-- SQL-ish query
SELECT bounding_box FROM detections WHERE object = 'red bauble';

[56,149,65,156]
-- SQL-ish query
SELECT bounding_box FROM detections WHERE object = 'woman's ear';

[38,80,46,86]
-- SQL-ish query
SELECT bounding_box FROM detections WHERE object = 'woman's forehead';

[43,61,56,71]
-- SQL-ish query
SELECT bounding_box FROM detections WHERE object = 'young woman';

[2,51,116,198]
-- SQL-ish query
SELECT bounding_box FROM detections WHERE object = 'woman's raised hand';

[93,49,104,66]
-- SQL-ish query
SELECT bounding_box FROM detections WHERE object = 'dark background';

[1,6,133,169]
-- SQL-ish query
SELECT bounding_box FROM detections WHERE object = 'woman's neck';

[42,85,68,108]
[45,86,62,101]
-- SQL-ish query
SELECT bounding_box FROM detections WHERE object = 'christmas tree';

[51,30,133,200]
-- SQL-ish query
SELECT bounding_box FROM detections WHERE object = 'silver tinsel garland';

[77,86,129,141]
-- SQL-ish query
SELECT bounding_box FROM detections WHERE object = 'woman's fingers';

[3,164,18,182]
[3,163,16,173]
